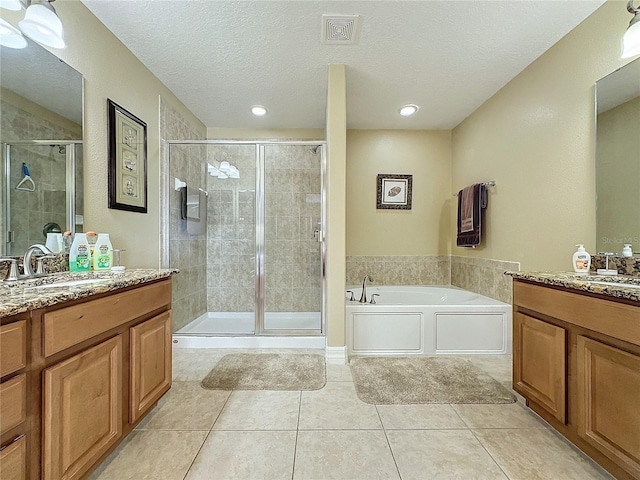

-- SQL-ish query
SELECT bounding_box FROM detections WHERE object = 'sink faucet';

[359,275,374,303]
[23,244,54,278]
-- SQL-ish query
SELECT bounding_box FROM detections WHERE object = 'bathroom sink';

[28,278,112,289]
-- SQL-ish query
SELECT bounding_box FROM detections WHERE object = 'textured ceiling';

[81,0,606,130]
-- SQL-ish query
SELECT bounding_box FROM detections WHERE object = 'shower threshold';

[173,311,325,349]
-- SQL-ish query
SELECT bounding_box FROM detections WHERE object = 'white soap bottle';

[93,233,114,271]
[572,244,591,274]
[69,233,91,272]
[622,244,633,258]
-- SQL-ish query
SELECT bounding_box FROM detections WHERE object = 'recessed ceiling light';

[399,104,419,116]
[251,105,268,116]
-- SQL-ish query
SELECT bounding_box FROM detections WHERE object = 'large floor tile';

[458,354,513,384]
[294,430,400,480]
[213,390,300,430]
[299,382,382,430]
[135,381,230,431]
[474,428,614,480]
[452,403,548,429]
[185,430,296,480]
[326,364,352,382]
[386,429,508,480]
[88,430,207,480]
[172,348,226,381]
[377,404,467,429]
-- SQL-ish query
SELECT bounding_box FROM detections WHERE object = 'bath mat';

[350,356,515,405]
[201,353,326,391]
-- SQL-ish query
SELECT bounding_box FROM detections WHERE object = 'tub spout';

[359,275,374,303]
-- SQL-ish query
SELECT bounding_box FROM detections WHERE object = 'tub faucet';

[359,275,374,303]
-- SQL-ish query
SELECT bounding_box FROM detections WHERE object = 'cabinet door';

[577,336,640,478]
[130,311,172,423]
[514,312,566,423]
[43,336,122,480]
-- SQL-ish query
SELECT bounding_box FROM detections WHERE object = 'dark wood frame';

[376,174,413,210]
[107,99,148,213]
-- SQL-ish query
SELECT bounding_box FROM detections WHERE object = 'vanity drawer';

[0,435,26,480]
[0,321,27,378]
[0,374,26,435]
[43,280,171,357]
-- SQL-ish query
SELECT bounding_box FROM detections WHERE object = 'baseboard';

[325,346,347,365]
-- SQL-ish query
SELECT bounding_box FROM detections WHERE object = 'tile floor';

[89,349,614,480]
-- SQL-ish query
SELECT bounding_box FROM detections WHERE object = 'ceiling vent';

[321,14,361,45]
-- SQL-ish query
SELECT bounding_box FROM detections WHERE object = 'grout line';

[182,390,233,480]
[291,390,302,480]
[376,404,403,480]
[468,427,511,480]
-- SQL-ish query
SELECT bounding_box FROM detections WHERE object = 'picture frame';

[377,174,413,210]
[107,99,148,213]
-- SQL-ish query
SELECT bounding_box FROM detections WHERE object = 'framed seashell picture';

[376,174,412,210]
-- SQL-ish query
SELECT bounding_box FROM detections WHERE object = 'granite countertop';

[0,269,178,318]
[506,271,640,303]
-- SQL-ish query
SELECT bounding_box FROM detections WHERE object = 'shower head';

[309,145,321,154]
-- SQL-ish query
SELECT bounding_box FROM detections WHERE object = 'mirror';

[0,36,83,256]
[596,58,640,255]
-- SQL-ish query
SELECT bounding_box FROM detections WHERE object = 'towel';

[456,183,488,248]
[180,186,207,236]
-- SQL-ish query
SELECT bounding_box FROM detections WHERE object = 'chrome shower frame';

[162,139,327,337]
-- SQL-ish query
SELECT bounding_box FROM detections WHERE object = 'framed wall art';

[107,99,148,213]
[376,174,413,210]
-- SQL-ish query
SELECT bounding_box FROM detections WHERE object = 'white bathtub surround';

[451,256,520,304]
[346,286,511,357]
[346,255,450,286]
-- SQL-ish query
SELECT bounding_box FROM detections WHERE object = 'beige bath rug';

[350,356,516,405]
[201,353,326,391]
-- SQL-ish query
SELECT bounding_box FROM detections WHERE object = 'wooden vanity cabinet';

[0,313,29,480]
[513,280,640,480]
[8,278,173,480]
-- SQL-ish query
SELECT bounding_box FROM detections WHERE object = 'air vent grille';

[322,14,361,45]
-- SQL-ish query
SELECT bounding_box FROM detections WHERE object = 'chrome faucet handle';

[370,294,380,304]
[346,290,355,302]
[0,258,19,282]
[23,244,53,277]
[35,255,56,275]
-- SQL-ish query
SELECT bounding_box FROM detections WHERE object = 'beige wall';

[346,130,452,256]
[451,1,631,271]
[326,64,347,348]
[207,128,324,140]
[596,96,640,253]
[2,3,207,268]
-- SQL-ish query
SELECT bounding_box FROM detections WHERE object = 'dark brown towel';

[456,184,488,248]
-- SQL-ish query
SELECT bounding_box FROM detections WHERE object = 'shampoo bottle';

[69,233,91,272]
[573,244,591,274]
[93,233,113,271]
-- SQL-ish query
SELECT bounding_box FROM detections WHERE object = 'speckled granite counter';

[505,271,640,303]
[0,269,178,318]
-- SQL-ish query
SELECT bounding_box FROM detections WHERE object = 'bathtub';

[346,285,511,356]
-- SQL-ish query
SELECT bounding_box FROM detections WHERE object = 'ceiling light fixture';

[251,105,268,116]
[399,104,419,117]
[623,0,640,58]
[0,17,27,48]
[18,0,65,49]
[0,0,22,11]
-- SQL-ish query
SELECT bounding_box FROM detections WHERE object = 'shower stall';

[165,141,325,343]
[2,141,83,256]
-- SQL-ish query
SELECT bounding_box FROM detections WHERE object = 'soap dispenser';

[572,244,591,274]
[623,244,633,258]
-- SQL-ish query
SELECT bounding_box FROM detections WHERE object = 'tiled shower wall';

[346,255,520,304]
[205,144,322,314]
[1,96,82,255]
[160,98,206,332]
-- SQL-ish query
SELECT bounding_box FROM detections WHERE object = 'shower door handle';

[313,227,322,243]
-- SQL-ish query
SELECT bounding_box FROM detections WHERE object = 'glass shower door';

[261,144,323,332]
